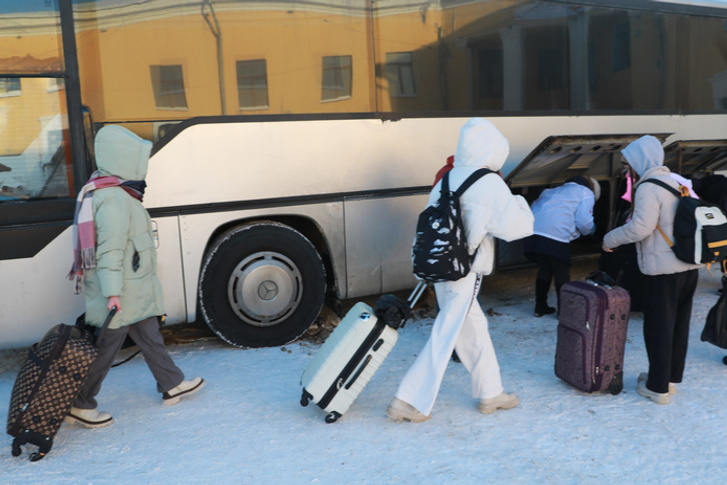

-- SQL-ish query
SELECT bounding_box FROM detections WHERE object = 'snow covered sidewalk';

[1,265,726,484]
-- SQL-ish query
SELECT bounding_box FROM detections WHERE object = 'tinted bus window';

[0,1,72,202]
[73,0,375,139]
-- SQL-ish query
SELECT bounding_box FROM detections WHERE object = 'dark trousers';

[642,270,699,394]
[75,317,185,409]
[532,253,571,310]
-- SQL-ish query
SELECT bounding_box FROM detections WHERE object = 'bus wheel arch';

[198,221,327,348]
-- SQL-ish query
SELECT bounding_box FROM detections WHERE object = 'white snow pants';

[395,272,504,416]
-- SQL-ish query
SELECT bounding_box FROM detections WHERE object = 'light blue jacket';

[531,182,595,243]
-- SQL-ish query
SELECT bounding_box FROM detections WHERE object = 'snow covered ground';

[1,259,726,484]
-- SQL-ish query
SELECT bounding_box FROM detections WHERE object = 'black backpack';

[412,168,493,283]
[641,178,727,265]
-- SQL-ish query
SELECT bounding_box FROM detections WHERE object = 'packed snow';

[1,257,726,484]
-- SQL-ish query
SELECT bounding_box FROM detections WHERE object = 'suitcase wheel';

[325,411,341,423]
[30,452,47,462]
[12,430,53,461]
[300,389,313,407]
[608,371,624,395]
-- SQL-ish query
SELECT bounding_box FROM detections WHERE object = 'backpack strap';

[448,168,495,198]
[640,178,688,198]
[638,178,684,249]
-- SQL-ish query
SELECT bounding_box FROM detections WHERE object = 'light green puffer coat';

[83,125,165,329]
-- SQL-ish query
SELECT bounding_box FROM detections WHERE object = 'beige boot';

[636,379,669,405]
[638,372,676,395]
[386,398,430,423]
[478,392,519,414]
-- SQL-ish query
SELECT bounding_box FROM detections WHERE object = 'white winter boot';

[162,377,205,406]
[65,407,113,428]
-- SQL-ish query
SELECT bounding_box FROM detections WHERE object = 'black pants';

[532,253,570,310]
[642,269,699,394]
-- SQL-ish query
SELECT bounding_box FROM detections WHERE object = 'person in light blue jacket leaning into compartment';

[65,125,204,429]
[387,118,534,423]
[603,135,701,405]
[523,176,599,317]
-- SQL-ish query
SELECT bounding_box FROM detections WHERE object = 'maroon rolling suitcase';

[7,309,116,461]
[555,273,630,394]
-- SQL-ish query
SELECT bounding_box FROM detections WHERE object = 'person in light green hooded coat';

[65,125,204,429]
[83,125,164,328]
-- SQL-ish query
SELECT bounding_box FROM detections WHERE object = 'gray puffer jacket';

[603,135,701,275]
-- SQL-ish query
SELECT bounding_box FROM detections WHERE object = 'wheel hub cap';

[228,252,302,327]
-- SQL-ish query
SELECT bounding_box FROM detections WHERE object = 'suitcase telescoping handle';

[585,271,616,289]
[407,280,428,309]
[96,306,118,345]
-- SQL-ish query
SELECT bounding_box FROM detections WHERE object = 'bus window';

[0,2,72,202]
[74,0,376,119]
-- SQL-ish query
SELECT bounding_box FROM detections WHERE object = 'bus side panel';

[152,216,187,325]
[143,118,463,209]
[343,194,427,297]
[176,203,345,323]
[0,228,84,350]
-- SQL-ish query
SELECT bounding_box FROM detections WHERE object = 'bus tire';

[199,222,326,348]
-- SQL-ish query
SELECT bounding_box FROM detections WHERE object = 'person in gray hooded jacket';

[603,135,701,405]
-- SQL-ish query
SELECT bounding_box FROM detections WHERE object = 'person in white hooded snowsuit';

[387,119,534,422]
[65,125,204,429]
[603,135,701,405]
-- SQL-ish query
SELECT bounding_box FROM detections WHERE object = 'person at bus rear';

[65,125,204,428]
[603,135,700,405]
[523,176,599,317]
[387,118,534,422]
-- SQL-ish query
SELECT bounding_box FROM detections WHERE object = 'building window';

[321,55,352,102]
[477,49,503,97]
[0,78,21,97]
[386,52,416,97]
[613,22,631,72]
[150,65,188,109]
[237,59,269,110]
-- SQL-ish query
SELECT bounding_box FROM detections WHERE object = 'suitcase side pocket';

[555,325,589,391]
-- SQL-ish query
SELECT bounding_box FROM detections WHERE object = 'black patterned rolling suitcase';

[7,309,115,461]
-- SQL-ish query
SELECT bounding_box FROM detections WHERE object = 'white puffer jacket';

[603,135,701,275]
[428,118,534,275]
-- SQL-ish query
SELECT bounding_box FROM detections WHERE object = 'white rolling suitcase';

[300,282,427,423]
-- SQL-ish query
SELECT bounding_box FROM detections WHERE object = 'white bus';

[3,0,727,349]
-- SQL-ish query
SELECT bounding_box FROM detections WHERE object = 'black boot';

[534,279,556,317]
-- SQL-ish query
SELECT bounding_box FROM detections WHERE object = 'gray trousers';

[75,317,185,409]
